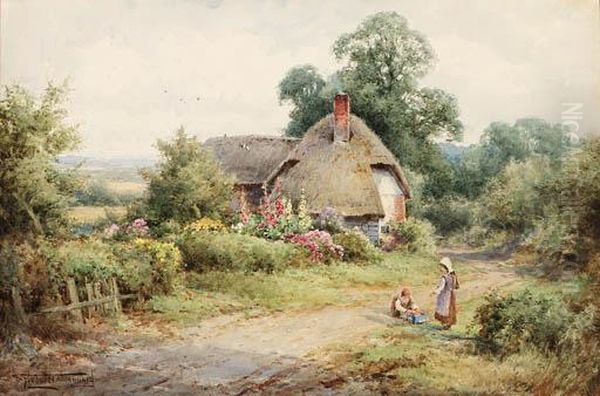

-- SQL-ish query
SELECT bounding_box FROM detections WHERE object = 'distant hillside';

[58,154,157,183]
[58,154,156,169]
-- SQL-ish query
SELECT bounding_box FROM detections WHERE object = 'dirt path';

[14,250,521,395]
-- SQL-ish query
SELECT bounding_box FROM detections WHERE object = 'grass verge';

[148,253,456,325]
[312,277,580,394]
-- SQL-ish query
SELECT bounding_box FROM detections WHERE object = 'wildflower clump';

[236,181,313,240]
[103,218,150,240]
[129,238,182,295]
[185,218,226,233]
[284,230,344,263]
[297,189,312,233]
[127,218,150,236]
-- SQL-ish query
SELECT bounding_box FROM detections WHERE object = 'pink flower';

[104,223,120,238]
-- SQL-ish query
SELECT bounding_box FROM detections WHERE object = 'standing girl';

[433,257,459,329]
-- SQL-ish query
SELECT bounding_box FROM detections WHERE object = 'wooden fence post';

[93,283,105,314]
[11,287,27,325]
[101,280,111,313]
[85,283,95,319]
[110,277,122,315]
[66,278,83,323]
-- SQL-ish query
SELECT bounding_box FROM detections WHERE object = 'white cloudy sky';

[2,0,599,156]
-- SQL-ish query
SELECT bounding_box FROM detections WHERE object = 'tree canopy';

[141,128,234,224]
[278,12,463,176]
[0,84,80,236]
[278,65,330,137]
[451,118,574,198]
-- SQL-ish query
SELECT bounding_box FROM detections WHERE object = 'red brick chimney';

[333,93,350,142]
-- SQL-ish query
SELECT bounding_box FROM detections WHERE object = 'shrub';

[547,138,600,265]
[472,287,600,393]
[473,289,571,356]
[421,196,474,235]
[141,128,234,224]
[49,239,121,287]
[525,208,576,268]
[1,236,52,343]
[184,218,226,233]
[387,218,436,255]
[314,207,343,234]
[284,230,344,263]
[47,238,181,298]
[116,239,182,297]
[333,230,381,263]
[479,156,553,234]
[149,219,183,239]
[179,232,308,273]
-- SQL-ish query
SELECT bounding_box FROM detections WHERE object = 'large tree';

[278,12,463,176]
[0,84,80,236]
[278,65,330,137]
[0,83,79,347]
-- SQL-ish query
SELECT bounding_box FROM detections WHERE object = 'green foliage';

[473,290,571,356]
[141,127,234,224]
[123,239,182,296]
[333,230,382,263]
[479,156,553,234]
[333,12,434,93]
[149,219,183,239]
[387,218,436,255]
[179,232,308,273]
[525,208,576,267]
[334,10,464,173]
[403,168,425,218]
[278,65,330,137]
[0,84,80,236]
[452,118,574,199]
[550,138,600,264]
[0,237,51,313]
[47,238,181,298]
[421,195,474,235]
[472,285,600,394]
[278,12,463,175]
[49,239,121,286]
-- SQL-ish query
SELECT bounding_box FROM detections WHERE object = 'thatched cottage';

[205,94,411,242]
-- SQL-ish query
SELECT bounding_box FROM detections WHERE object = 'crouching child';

[389,287,421,321]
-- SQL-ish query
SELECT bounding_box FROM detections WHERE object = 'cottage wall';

[234,185,263,211]
[371,167,406,223]
[343,217,381,244]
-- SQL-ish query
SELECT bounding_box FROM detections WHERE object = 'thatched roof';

[204,135,299,185]
[267,115,411,218]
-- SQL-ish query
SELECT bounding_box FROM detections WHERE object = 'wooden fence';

[12,277,138,324]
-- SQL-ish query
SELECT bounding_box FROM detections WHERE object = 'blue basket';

[409,314,427,324]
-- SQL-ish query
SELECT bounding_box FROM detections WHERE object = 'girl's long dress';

[434,273,458,326]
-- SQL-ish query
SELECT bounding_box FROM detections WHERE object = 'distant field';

[69,206,127,223]
[105,180,146,194]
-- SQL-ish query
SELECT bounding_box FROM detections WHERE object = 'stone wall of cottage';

[343,217,380,244]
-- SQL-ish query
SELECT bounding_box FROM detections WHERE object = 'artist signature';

[12,371,94,391]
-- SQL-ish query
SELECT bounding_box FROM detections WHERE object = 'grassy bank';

[146,252,479,326]
[313,277,580,394]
